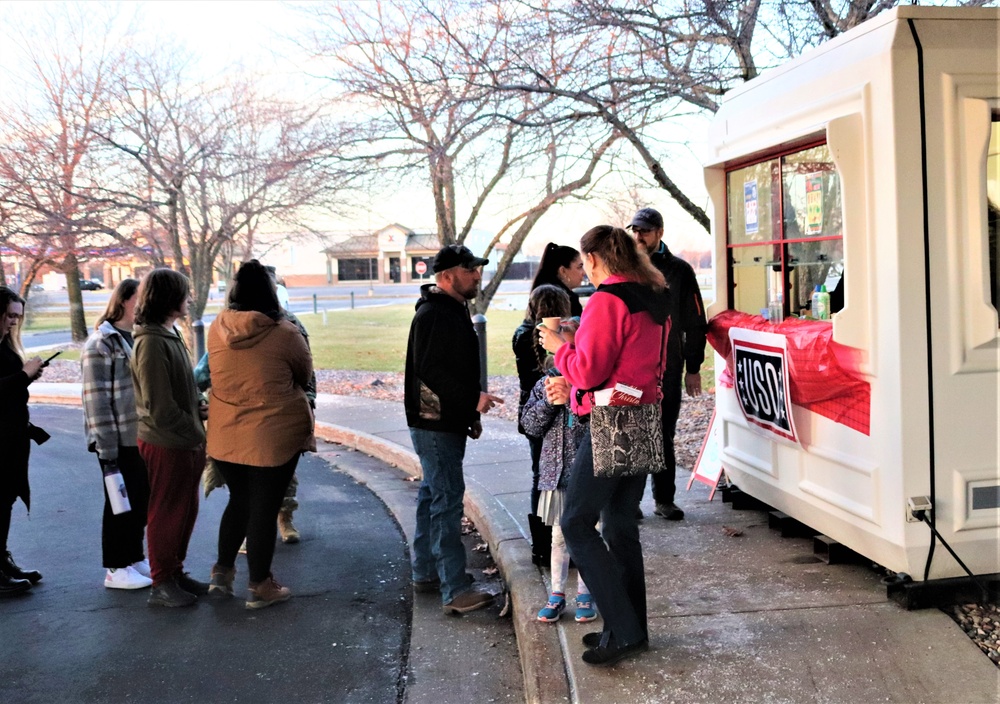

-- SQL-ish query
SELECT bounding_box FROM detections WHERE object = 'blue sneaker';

[575,594,598,623]
[537,593,566,622]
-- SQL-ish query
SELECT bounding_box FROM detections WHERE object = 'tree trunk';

[63,253,88,342]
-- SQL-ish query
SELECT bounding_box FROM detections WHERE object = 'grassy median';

[297,305,526,377]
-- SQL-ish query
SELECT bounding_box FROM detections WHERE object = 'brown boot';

[246,574,291,610]
[208,564,236,597]
[277,509,300,544]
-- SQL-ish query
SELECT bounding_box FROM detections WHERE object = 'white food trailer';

[702,6,999,587]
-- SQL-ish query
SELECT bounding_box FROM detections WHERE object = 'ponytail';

[531,242,581,291]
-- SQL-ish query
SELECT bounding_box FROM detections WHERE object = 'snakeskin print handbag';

[590,402,665,478]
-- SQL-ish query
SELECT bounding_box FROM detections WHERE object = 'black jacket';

[512,319,545,435]
[650,242,708,376]
[0,345,35,509]
[404,284,482,433]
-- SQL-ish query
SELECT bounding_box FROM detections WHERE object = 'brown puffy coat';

[206,309,314,467]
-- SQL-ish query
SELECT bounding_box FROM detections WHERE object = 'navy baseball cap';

[432,244,489,273]
[629,207,664,231]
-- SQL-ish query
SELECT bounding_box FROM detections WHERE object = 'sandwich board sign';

[688,410,724,500]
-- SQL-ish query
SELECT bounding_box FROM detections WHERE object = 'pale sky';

[0,0,714,256]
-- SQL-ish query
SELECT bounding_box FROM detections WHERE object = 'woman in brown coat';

[206,260,314,609]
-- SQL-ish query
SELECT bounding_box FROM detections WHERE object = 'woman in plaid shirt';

[82,279,152,591]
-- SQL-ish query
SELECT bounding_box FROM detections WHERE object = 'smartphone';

[42,350,62,367]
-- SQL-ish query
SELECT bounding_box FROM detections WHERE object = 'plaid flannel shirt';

[81,321,138,461]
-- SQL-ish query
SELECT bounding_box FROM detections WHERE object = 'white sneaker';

[105,566,153,590]
[132,559,151,578]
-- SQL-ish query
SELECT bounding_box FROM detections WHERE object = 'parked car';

[79,279,104,290]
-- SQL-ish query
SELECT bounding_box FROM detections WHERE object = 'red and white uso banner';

[729,327,799,446]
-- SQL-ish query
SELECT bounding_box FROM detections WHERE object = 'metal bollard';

[192,319,205,361]
[351,291,355,309]
[472,313,487,392]
[322,309,328,326]
[313,293,318,315]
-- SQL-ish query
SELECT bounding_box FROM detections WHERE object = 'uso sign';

[728,328,799,445]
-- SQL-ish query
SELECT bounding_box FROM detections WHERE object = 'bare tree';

[87,46,357,323]
[482,0,976,234]
[299,0,624,311]
[0,6,124,339]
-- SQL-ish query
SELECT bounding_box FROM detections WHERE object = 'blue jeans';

[410,428,470,604]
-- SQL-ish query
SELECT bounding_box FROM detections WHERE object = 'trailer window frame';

[724,138,845,319]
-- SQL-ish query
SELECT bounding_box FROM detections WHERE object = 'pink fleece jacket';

[554,274,669,417]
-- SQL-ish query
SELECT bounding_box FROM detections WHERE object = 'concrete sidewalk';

[31,383,1000,704]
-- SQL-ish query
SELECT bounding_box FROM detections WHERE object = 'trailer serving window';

[726,142,844,318]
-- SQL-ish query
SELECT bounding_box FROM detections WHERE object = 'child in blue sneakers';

[520,315,597,625]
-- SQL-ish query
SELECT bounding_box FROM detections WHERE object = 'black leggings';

[215,456,298,584]
[100,446,150,568]
[1,435,30,554]
[0,496,11,555]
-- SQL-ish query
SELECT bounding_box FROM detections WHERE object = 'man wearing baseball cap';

[404,244,504,614]
[629,208,708,521]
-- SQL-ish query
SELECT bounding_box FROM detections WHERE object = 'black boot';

[2,551,42,584]
[0,572,32,597]
[527,514,553,567]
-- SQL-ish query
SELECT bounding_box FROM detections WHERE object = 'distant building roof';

[322,226,441,257]
[409,233,439,250]
[323,234,377,256]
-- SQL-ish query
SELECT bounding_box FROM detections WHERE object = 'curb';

[314,421,573,704]
[32,394,82,407]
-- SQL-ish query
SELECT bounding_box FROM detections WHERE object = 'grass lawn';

[298,305,526,377]
[298,304,715,386]
[23,312,73,332]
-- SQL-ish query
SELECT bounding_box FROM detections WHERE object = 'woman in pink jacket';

[540,225,669,667]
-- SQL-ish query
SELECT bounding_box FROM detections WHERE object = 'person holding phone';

[0,286,46,597]
[82,279,153,590]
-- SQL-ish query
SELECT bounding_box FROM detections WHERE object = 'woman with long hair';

[205,260,313,609]
[132,268,208,608]
[82,278,153,590]
[530,243,585,317]
[517,244,583,564]
[0,286,45,596]
[540,225,668,666]
[512,284,572,566]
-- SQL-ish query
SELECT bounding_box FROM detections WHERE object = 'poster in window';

[729,327,799,446]
[806,174,824,235]
[744,180,759,235]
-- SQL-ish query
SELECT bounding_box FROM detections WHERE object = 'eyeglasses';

[631,227,652,235]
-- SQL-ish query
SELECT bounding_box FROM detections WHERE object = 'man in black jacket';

[629,208,708,521]
[405,244,505,614]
